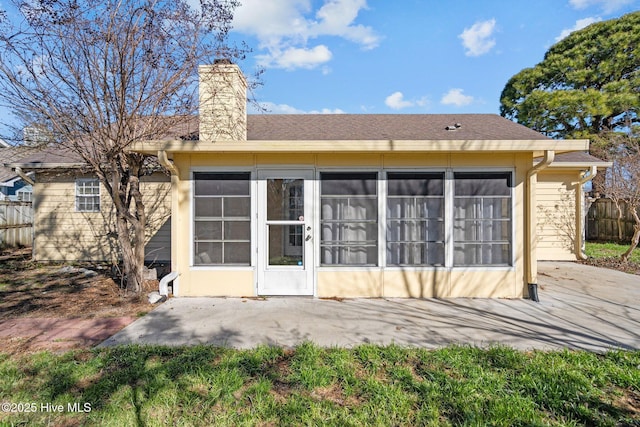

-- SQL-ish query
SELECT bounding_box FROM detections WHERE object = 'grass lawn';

[583,241,640,274]
[1,344,639,426]
[585,241,640,263]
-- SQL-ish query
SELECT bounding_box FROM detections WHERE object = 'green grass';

[1,344,639,426]
[585,241,640,263]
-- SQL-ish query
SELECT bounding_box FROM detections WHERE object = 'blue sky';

[0,0,637,139]
[226,0,639,115]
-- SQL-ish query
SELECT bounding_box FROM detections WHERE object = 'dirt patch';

[0,247,159,353]
[578,257,640,275]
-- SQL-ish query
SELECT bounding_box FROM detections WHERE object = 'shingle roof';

[6,113,592,170]
[535,151,610,165]
[1,145,84,178]
[1,146,33,183]
[246,114,550,141]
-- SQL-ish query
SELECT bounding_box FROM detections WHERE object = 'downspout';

[575,166,597,260]
[157,150,180,296]
[14,167,35,186]
[525,150,555,302]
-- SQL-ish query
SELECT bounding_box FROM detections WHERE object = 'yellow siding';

[33,172,171,262]
[317,270,384,298]
[171,151,530,298]
[382,269,450,297]
[450,269,519,298]
[179,269,254,296]
[536,170,580,261]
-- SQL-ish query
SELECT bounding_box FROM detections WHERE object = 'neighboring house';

[0,145,34,201]
[5,62,610,299]
[4,146,172,264]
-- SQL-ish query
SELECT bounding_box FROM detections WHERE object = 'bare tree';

[600,152,640,261]
[0,0,250,293]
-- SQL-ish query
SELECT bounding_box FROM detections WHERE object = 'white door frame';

[257,169,315,295]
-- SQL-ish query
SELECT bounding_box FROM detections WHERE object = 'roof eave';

[131,139,589,156]
[545,161,613,169]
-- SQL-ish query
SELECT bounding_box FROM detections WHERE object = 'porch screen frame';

[192,171,252,266]
[386,171,446,266]
[451,170,514,267]
[319,171,379,266]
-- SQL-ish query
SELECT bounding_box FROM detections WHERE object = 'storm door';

[257,170,314,295]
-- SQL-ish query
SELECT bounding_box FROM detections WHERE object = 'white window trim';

[317,168,382,268]
[316,167,515,270]
[190,168,255,270]
[188,166,516,272]
[75,178,100,212]
[384,169,447,268]
[16,187,33,202]
[450,167,516,270]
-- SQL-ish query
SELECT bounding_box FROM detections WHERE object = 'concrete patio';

[99,262,640,352]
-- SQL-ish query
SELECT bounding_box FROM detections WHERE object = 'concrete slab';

[99,262,640,352]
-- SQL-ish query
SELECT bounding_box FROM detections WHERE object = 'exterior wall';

[33,171,171,263]
[536,170,580,261]
[173,151,530,298]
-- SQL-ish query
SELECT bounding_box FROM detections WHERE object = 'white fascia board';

[130,139,590,155]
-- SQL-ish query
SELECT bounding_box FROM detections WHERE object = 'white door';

[257,170,314,295]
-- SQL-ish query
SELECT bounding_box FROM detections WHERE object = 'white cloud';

[569,0,634,13]
[250,102,345,114]
[311,108,347,114]
[313,0,379,49]
[385,92,413,110]
[233,0,380,70]
[459,19,497,57]
[257,45,332,70]
[440,89,474,107]
[384,92,429,110]
[555,17,602,42]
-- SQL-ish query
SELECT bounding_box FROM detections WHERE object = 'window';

[16,188,32,202]
[320,172,378,266]
[387,172,445,265]
[75,179,100,212]
[193,172,251,265]
[453,172,512,266]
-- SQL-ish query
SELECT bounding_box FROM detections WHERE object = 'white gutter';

[525,150,555,302]
[14,166,35,186]
[157,150,178,176]
[157,150,180,296]
[575,166,598,260]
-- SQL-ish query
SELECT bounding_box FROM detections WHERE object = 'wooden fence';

[0,200,33,247]
[586,198,638,242]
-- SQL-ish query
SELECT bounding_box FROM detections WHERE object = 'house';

[5,62,610,299]
[0,144,35,201]
[3,145,172,264]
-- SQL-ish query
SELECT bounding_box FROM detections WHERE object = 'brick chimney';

[198,60,247,142]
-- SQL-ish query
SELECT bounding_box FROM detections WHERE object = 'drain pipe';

[14,167,35,186]
[526,150,555,302]
[575,166,597,260]
[157,150,180,296]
